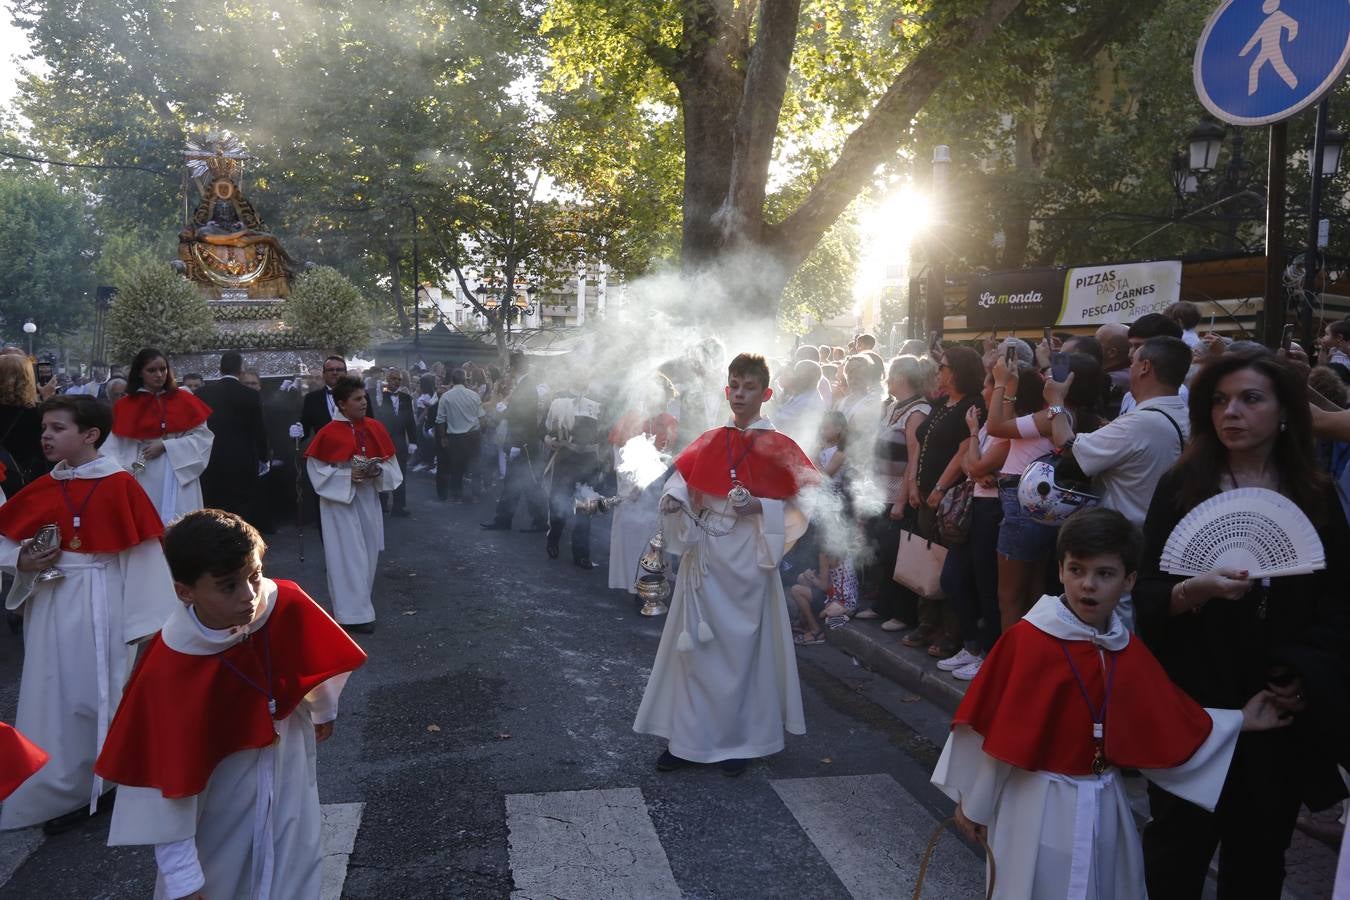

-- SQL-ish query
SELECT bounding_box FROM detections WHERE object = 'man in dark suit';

[373,369,417,517]
[482,351,548,532]
[196,351,268,518]
[299,356,347,439]
[289,356,347,528]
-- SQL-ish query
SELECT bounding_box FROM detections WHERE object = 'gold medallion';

[69,535,82,551]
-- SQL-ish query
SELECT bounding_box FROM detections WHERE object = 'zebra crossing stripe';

[321,802,365,900]
[505,787,681,900]
[771,774,984,899]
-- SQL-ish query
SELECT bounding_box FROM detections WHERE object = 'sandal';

[927,641,959,659]
[900,626,935,648]
[794,631,825,646]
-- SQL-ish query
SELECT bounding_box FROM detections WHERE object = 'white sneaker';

[936,648,978,672]
[952,656,984,681]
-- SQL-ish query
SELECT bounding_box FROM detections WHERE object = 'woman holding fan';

[305,375,403,633]
[1135,348,1350,899]
[104,348,214,522]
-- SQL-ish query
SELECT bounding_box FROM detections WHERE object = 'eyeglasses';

[324,367,346,374]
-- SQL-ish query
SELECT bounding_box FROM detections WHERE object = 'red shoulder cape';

[94,580,367,798]
[0,470,163,553]
[609,411,679,453]
[0,722,49,801]
[111,390,212,440]
[953,620,1213,775]
[304,418,396,464]
[674,425,817,500]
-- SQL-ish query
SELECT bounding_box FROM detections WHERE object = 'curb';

[824,619,969,714]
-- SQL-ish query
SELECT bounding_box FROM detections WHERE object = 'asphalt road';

[0,469,985,898]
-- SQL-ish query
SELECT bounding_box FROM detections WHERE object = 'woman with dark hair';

[304,376,403,632]
[412,372,439,470]
[104,348,214,521]
[1135,350,1350,898]
[898,345,986,658]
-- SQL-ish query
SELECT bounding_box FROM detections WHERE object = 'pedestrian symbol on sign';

[1241,0,1299,95]
[1194,0,1350,127]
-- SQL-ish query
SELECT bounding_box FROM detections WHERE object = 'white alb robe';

[931,595,1245,900]
[632,463,806,762]
[108,579,349,900]
[608,445,664,593]
[0,456,179,830]
[104,423,214,524]
[307,423,402,625]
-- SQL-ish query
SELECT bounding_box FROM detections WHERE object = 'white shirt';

[1119,383,1188,416]
[1071,394,1190,527]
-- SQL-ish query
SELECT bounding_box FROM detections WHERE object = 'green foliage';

[0,171,95,340]
[210,304,284,323]
[779,215,860,333]
[106,263,215,360]
[284,266,371,354]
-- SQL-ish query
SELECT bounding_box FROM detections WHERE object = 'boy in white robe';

[97,509,366,900]
[0,395,178,834]
[931,508,1290,899]
[633,353,817,777]
[304,376,402,632]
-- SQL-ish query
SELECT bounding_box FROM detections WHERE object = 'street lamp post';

[926,145,950,339]
[22,320,36,356]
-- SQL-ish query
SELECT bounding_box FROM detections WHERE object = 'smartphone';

[1004,345,1017,368]
[1042,326,1053,345]
[1280,324,1295,353]
[35,361,54,385]
[1049,351,1071,383]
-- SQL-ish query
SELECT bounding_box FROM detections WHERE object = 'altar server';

[0,395,177,833]
[607,377,679,593]
[931,509,1289,900]
[634,353,817,776]
[304,376,402,632]
[104,348,214,523]
[98,509,366,900]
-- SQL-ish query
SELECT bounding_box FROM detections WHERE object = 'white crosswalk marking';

[505,787,681,900]
[0,802,363,894]
[321,801,365,900]
[771,774,985,899]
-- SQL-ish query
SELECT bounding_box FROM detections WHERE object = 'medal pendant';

[728,484,751,507]
[69,535,82,550]
[1091,748,1106,776]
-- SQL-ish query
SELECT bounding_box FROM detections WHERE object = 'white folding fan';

[1160,488,1325,579]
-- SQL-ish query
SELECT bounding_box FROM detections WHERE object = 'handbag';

[936,479,975,545]
[893,528,947,600]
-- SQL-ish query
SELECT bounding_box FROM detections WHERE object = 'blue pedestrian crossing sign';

[1194,0,1350,126]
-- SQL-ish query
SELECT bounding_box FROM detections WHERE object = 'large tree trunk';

[387,248,409,335]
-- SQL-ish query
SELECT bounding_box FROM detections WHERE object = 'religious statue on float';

[176,132,297,299]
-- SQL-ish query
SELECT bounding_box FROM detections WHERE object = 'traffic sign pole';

[1262,121,1289,351]
[1302,98,1331,350]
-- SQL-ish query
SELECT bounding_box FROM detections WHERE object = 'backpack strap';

[1142,407,1184,453]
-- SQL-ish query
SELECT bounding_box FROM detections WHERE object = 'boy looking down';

[0,395,177,834]
[634,353,817,777]
[97,509,366,899]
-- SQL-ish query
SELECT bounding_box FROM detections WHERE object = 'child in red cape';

[98,509,366,900]
[0,395,177,835]
[931,508,1289,899]
[304,375,402,632]
[633,352,818,777]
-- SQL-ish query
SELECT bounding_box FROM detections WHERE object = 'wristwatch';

[1047,405,1067,419]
